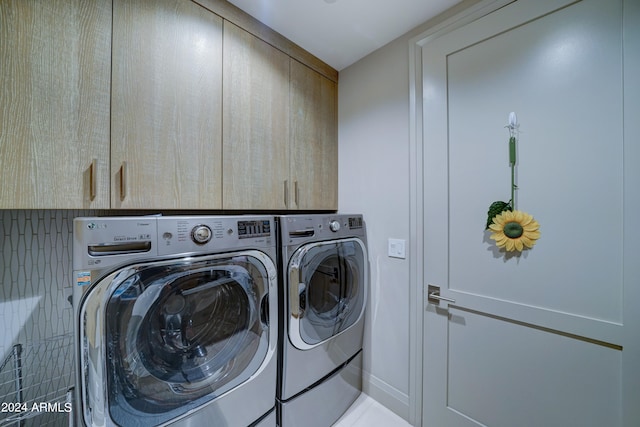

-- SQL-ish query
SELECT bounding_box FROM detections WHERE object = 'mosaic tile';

[1,210,93,426]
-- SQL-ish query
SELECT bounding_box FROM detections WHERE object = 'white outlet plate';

[388,238,406,259]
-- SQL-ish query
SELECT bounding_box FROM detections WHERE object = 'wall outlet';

[388,238,406,259]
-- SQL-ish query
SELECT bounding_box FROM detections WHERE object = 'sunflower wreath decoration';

[486,113,540,252]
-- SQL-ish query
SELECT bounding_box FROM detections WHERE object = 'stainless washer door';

[288,238,367,350]
[78,251,275,427]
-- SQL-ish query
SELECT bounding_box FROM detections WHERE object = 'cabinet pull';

[294,181,299,207]
[284,180,289,208]
[119,161,127,201]
[89,158,97,201]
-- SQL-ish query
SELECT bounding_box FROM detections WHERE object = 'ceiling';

[226,0,463,71]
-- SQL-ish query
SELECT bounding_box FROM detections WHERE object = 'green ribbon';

[509,136,516,208]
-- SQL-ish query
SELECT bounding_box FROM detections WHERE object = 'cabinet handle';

[119,161,127,201]
[294,181,299,207]
[284,180,289,208]
[89,158,97,201]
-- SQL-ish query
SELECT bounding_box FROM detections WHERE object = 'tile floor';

[333,394,412,427]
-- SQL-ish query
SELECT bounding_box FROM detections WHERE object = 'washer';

[277,214,368,427]
[72,215,278,427]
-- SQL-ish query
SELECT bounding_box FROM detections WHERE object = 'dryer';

[277,214,368,427]
[72,215,278,427]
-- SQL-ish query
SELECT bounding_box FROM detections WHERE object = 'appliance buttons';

[191,225,212,244]
[329,220,341,232]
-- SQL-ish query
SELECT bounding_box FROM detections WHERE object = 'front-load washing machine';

[72,215,278,427]
[277,214,368,427]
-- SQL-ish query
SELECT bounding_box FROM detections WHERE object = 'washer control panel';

[158,216,274,255]
[72,216,276,270]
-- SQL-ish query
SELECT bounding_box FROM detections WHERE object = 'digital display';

[238,220,271,238]
[348,217,363,229]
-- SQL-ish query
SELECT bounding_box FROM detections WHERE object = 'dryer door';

[78,251,276,427]
[288,238,367,350]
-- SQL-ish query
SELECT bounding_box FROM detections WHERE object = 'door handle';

[427,284,455,305]
[290,281,306,319]
[260,294,270,328]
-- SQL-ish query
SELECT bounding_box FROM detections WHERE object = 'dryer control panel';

[281,214,366,246]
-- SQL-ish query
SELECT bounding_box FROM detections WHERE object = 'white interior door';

[421,0,640,426]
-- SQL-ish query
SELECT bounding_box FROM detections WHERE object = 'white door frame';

[407,0,640,425]
[407,3,515,422]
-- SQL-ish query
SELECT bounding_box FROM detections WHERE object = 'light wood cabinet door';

[111,0,223,209]
[0,0,111,208]
[290,60,338,210]
[222,22,290,210]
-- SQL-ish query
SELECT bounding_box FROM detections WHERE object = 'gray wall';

[338,35,412,418]
[337,1,482,420]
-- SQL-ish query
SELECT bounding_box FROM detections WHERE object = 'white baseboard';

[363,372,411,423]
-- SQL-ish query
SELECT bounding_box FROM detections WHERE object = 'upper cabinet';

[223,23,338,211]
[290,60,338,211]
[1,0,337,210]
[111,0,223,209]
[0,0,111,208]
[222,22,290,210]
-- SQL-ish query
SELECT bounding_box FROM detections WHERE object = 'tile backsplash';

[0,210,93,426]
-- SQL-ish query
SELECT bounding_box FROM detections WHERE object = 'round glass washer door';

[80,251,275,427]
[288,238,367,349]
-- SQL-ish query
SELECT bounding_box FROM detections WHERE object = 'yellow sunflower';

[489,210,540,252]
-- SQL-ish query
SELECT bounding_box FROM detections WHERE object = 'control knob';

[191,225,212,244]
[329,220,341,232]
